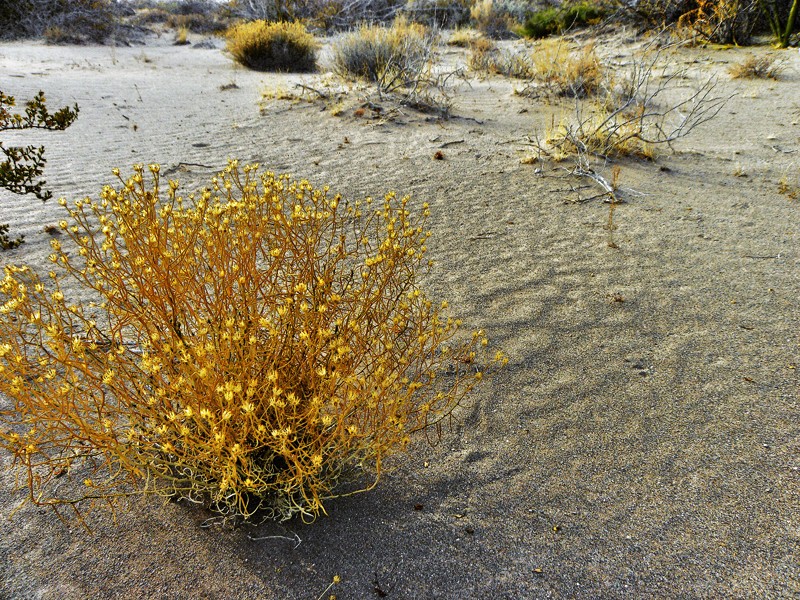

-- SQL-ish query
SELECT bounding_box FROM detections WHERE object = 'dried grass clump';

[226,20,318,72]
[0,161,505,524]
[521,39,604,99]
[545,105,657,160]
[728,55,784,80]
[448,28,483,47]
[468,46,535,79]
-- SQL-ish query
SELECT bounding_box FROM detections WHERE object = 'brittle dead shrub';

[0,161,505,524]
[226,20,318,72]
[728,54,784,79]
[538,41,728,161]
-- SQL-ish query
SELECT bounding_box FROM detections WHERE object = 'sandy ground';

[0,30,798,599]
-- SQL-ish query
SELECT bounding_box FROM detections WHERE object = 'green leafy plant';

[0,161,505,525]
[0,90,79,249]
[759,0,799,47]
[225,20,318,72]
[521,1,605,39]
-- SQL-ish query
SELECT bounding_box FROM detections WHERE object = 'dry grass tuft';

[728,55,784,80]
[522,39,604,99]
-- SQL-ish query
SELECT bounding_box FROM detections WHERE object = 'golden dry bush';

[0,161,505,524]
[225,20,318,72]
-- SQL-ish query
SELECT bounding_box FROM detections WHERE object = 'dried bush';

[0,91,79,249]
[0,0,121,43]
[676,0,761,44]
[0,161,505,524]
[448,28,484,46]
[404,0,472,27]
[226,20,318,72]
[332,18,457,116]
[728,54,784,78]
[333,20,432,85]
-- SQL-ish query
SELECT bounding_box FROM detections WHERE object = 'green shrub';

[522,6,562,38]
[226,20,318,72]
[521,1,605,38]
[0,161,505,524]
[759,0,799,47]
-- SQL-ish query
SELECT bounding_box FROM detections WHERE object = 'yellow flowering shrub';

[0,161,505,524]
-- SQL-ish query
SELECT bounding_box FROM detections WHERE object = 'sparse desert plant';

[778,169,799,198]
[0,161,505,524]
[0,90,79,249]
[332,19,432,87]
[225,20,318,72]
[520,39,604,98]
[232,0,405,27]
[728,54,784,78]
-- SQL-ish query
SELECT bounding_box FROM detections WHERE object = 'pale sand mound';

[0,34,798,599]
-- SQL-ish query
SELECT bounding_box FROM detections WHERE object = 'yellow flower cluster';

[0,161,506,524]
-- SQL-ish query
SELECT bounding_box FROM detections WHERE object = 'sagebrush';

[0,161,505,524]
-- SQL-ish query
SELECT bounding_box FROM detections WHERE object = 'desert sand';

[0,30,798,599]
